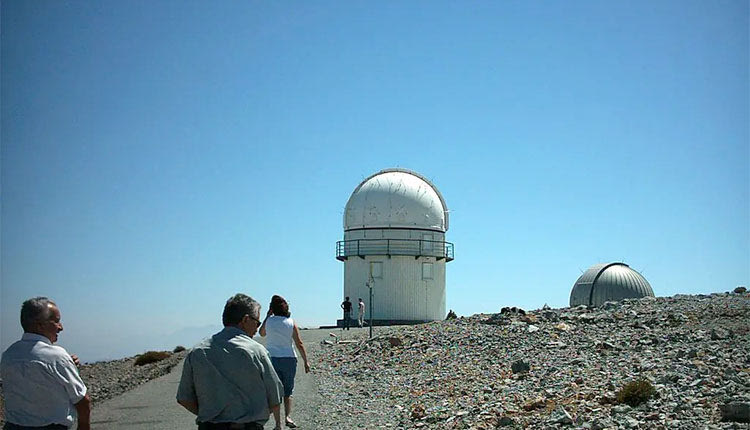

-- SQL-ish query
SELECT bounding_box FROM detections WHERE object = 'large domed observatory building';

[335,168,454,326]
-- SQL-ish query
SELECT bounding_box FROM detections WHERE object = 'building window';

[422,233,433,254]
[422,262,433,280]
[370,261,383,279]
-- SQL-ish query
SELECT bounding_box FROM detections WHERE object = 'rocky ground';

[1,293,748,429]
[313,292,750,429]
[0,350,186,426]
[78,350,187,404]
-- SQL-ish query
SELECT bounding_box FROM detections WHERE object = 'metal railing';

[336,239,454,261]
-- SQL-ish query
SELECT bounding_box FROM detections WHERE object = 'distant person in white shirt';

[1,297,90,430]
[259,295,310,429]
[357,298,365,327]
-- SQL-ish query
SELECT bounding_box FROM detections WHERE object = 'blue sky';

[2,1,747,362]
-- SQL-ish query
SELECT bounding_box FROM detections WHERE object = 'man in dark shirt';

[340,297,352,330]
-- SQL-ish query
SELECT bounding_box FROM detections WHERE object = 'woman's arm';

[292,322,310,373]
[259,309,272,337]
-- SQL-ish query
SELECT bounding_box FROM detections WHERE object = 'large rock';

[386,337,403,347]
[548,407,574,425]
[511,359,530,374]
[719,402,750,423]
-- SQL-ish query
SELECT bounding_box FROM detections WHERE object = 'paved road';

[92,327,359,429]
[90,358,195,429]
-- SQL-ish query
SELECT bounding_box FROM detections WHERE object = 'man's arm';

[75,394,91,430]
[177,399,199,415]
[176,354,199,415]
[258,351,283,408]
[52,352,88,429]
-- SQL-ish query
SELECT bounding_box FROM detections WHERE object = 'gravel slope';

[80,351,187,404]
[313,293,750,429]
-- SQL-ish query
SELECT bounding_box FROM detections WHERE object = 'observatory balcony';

[336,239,454,262]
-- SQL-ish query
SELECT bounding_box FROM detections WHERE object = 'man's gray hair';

[21,297,56,332]
[222,294,260,326]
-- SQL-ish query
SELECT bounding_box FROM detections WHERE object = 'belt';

[197,422,264,430]
[4,423,68,430]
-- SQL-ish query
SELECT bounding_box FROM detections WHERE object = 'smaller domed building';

[570,262,654,307]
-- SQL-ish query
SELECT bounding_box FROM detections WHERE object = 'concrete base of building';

[331,319,433,328]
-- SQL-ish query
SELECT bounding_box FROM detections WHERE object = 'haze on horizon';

[1,1,748,362]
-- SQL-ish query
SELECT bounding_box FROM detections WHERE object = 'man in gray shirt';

[177,293,283,430]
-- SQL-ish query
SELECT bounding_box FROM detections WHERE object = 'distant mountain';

[78,323,222,363]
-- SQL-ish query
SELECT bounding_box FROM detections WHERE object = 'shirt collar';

[222,326,246,336]
[22,332,53,345]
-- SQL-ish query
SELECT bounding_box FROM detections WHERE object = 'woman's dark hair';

[270,295,291,317]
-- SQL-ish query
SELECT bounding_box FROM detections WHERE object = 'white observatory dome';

[344,168,449,232]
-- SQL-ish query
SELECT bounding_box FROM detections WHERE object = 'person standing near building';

[177,293,284,430]
[1,297,91,430]
[259,295,310,429]
[357,298,365,328]
[340,297,352,330]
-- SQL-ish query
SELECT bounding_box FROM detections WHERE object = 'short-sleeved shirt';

[358,302,365,313]
[176,326,283,425]
[342,300,352,312]
[264,316,296,358]
[1,333,88,427]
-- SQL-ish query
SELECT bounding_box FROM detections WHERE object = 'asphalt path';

[91,327,358,429]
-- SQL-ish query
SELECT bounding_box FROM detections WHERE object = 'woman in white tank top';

[259,295,310,429]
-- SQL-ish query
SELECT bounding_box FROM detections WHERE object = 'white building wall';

[344,229,446,241]
[344,255,446,321]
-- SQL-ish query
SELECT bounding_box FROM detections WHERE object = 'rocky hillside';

[78,350,186,403]
[314,293,749,429]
